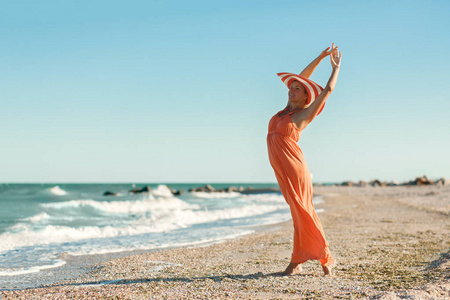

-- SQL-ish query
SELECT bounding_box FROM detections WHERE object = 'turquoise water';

[0,183,279,234]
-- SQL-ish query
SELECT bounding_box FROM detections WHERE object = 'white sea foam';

[126,202,288,235]
[48,186,67,196]
[0,224,147,253]
[0,260,66,276]
[151,185,174,198]
[41,194,197,214]
[0,201,286,254]
[241,193,286,203]
[1,191,323,255]
[25,212,51,223]
[191,191,242,198]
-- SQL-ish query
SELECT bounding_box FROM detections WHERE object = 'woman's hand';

[330,47,342,69]
[318,43,338,60]
[300,43,339,79]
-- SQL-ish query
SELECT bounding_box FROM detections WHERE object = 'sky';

[1,0,449,183]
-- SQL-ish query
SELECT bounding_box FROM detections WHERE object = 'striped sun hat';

[277,72,324,108]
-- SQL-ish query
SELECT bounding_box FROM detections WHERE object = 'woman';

[267,43,341,276]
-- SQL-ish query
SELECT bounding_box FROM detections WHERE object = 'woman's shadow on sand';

[57,271,315,289]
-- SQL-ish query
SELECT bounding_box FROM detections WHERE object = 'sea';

[0,183,323,289]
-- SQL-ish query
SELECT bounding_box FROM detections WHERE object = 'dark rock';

[212,186,237,193]
[341,181,354,187]
[370,180,386,187]
[166,185,182,196]
[172,190,182,196]
[225,186,238,192]
[129,186,151,194]
[189,184,215,192]
[411,176,433,186]
[188,184,280,194]
[103,191,119,196]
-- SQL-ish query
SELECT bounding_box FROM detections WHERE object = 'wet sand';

[2,185,449,299]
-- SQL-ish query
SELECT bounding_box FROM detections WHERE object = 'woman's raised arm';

[292,48,342,130]
[299,44,337,78]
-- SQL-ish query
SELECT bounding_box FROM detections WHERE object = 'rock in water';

[129,186,151,194]
[103,191,118,196]
[189,184,216,192]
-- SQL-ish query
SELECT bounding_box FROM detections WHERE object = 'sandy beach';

[2,185,449,299]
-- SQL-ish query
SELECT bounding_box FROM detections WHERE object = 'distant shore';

[102,175,450,197]
[2,184,449,299]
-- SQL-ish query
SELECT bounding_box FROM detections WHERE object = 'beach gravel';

[2,185,449,299]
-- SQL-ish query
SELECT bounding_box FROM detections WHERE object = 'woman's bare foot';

[322,264,333,276]
[282,263,302,276]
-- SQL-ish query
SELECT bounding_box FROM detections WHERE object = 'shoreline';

[2,185,450,299]
[0,183,290,287]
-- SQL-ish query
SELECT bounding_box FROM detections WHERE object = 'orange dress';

[267,107,334,266]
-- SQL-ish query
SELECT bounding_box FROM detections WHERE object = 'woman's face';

[289,81,309,107]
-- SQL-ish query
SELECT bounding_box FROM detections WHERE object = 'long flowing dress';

[267,107,334,266]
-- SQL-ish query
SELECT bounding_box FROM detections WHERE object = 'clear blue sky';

[1,0,449,183]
